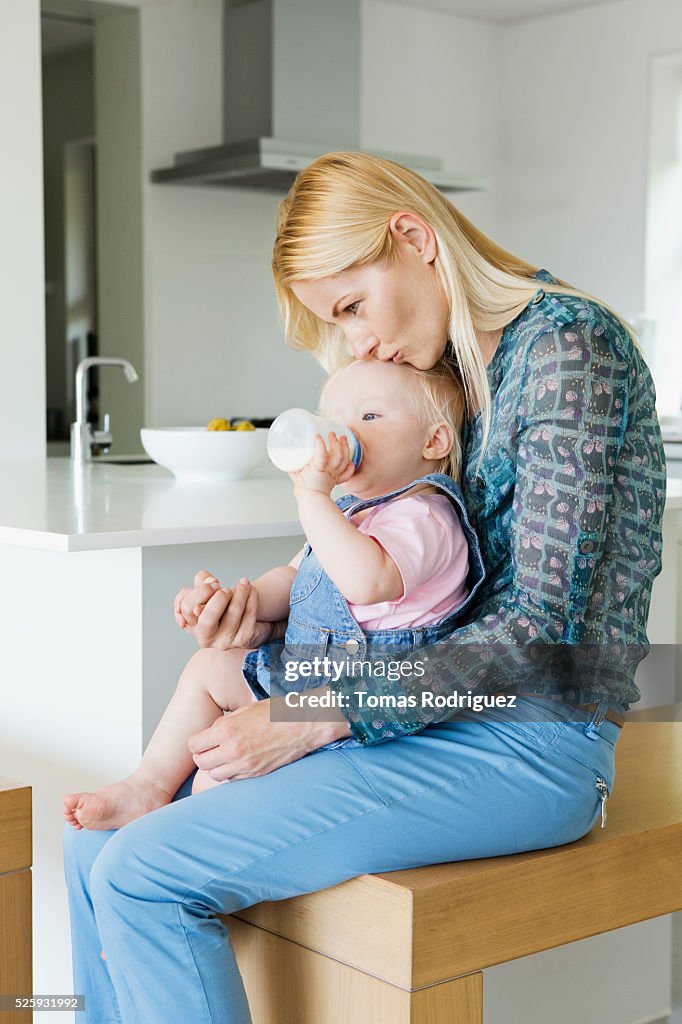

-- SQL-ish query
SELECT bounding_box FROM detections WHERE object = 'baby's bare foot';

[63,776,173,831]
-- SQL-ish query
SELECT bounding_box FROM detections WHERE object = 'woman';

[63,152,666,1023]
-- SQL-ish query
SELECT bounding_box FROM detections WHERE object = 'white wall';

[140,0,327,432]
[95,0,682,435]
[362,1,502,236]
[644,55,682,414]
[0,0,46,461]
[497,0,682,322]
[139,0,502,432]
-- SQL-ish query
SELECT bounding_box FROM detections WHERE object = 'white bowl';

[140,426,269,482]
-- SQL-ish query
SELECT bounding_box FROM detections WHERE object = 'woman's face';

[290,217,450,371]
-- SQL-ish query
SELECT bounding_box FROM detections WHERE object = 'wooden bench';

[0,778,32,1024]
[224,708,682,1023]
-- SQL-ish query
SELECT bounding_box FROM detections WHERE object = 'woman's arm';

[329,314,664,746]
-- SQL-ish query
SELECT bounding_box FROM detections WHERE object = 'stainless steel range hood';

[151,0,486,195]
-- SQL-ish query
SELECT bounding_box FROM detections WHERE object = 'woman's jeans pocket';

[551,723,618,788]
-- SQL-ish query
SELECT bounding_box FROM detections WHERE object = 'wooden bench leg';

[230,916,482,1023]
[0,871,32,1024]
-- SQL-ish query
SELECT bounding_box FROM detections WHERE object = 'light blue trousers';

[62,696,621,1024]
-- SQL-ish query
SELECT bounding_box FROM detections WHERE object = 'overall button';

[579,539,595,554]
[345,639,360,655]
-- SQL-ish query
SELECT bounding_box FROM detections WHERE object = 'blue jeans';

[62,696,621,1024]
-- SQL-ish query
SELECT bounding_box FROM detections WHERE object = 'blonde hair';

[272,151,638,458]
[319,357,465,481]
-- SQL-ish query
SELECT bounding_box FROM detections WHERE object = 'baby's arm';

[292,435,403,606]
[248,548,304,621]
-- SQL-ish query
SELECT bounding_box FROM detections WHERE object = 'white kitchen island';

[0,458,305,1020]
[0,459,680,1024]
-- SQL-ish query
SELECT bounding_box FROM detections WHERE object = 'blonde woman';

[64,153,666,1023]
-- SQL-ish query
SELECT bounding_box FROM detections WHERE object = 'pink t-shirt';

[345,493,469,630]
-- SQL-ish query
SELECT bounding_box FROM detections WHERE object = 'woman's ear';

[389,212,438,264]
[423,422,454,462]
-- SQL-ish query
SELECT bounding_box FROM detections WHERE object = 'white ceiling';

[387,0,630,23]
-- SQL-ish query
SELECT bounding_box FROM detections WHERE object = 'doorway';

[41,0,144,456]
[41,5,97,450]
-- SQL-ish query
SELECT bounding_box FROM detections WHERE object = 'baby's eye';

[362,412,379,421]
[345,301,360,316]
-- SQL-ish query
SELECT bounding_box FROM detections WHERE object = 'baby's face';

[321,360,436,497]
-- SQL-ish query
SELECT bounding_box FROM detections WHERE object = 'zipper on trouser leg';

[595,776,609,828]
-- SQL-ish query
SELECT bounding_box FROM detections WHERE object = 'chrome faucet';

[70,357,139,462]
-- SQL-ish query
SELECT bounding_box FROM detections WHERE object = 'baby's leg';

[64,648,255,830]
[190,650,260,796]
[141,647,256,795]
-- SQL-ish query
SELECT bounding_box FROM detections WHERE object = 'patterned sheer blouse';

[330,270,667,746]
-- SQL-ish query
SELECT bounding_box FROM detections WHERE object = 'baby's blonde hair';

[319,358,465,482]
[272,151,638,465]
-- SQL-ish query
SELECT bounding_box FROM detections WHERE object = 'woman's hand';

[176,574,284,650]
[289,433,355,499]
[187,694,352,781]
[176,577,282,647]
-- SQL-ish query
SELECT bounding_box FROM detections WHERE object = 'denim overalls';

[242,472,486,749]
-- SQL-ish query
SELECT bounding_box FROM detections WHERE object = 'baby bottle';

[267,408,363,473]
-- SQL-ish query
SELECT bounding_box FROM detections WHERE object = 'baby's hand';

[289,432,356,497]
[173,570,223,629]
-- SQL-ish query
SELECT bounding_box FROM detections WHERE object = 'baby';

[64,357,482,831]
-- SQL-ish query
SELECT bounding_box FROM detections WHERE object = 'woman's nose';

[349,331,380,360]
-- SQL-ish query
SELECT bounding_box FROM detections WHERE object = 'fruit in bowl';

[140,422,268,482]
[206,418,257,432]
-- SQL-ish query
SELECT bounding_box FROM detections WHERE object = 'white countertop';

[0,459,302,551]
[1,459,680,553]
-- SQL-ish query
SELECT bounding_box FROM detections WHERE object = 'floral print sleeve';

[329,274,667,746]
